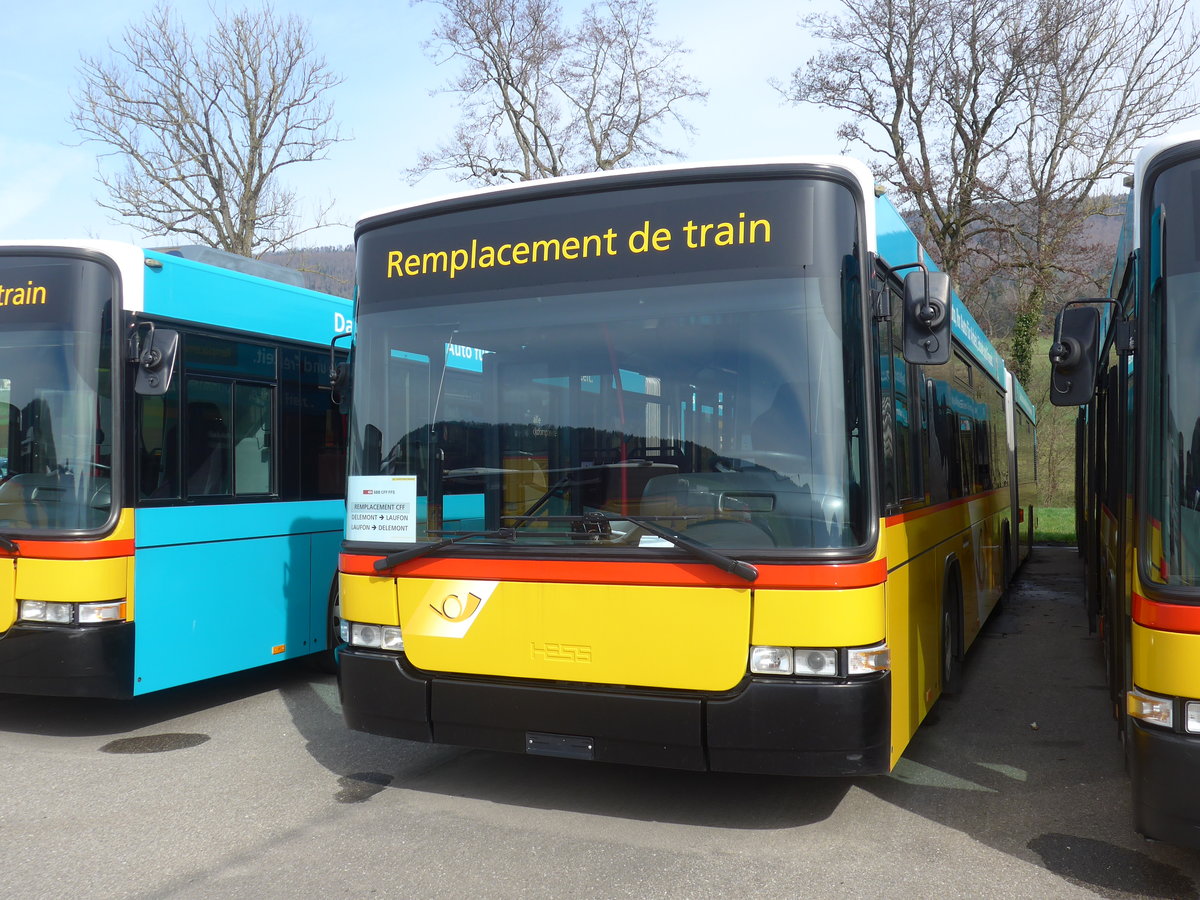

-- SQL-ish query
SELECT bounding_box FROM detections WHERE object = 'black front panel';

[433,678,706,770]
[1130,721,1200,848]
[0,623,133,698]
[339,648,891,776]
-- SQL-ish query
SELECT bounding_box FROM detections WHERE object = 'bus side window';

[183,383,232,497]
[889,308,922,503]
[233,383,273,494]
[138,379,180,500]
[297,348,346,500]
[877,303,923,508]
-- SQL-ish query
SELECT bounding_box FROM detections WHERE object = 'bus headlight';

[349,621,403,651]
[19,600,127,625]
[19,600,72,624]
[78,601,127,624]
[794,649,837,676]
[1128,689,1174,728]
[750,643,890,678]
[848,643,890,674]
[750,646,793,675]
[1186,701,1200,735]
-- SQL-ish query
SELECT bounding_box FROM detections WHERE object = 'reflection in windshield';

[0,258,113,535]
[1146,270,1200,585]
[349,274,869,552]
[1145,155,1200,586]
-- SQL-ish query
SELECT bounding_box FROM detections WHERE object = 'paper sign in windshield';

[346,476,418,543]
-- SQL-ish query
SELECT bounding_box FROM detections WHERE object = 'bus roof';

[357,157,879,249]
[0,240,351,346]
[1132,130,1200,249]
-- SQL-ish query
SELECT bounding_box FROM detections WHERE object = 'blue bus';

[0,240,351,697]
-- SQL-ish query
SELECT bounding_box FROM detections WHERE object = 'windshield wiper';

[617,513,759,583]
[374,528,516,571]
[506,512,759,583]
[0,537,17,554]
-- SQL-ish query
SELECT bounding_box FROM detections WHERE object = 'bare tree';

[411,0,707,185]
[72,2,345,257]
[781,0,1200,382]
[783,0,1036,290]
[1000,0,1200,383]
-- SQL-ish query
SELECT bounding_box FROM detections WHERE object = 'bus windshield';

[1144,155,1200,588]
[0,255,114,535]
[349,175,870,552]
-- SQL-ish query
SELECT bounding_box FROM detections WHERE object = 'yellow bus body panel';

[340,572,400,626]
[0,558,14,632]
[1132,623,1200,698]
[16,557,129,605]
[398,579,751,692]
[8,511,136,616]
[751,585,884,647]
[882,494,1011,770]
[883,527,936,770]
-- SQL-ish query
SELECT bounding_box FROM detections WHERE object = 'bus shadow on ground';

[857,546,1200,899]
[0,657,320,738]
[279,674,852,830]
[278,546,1200,856]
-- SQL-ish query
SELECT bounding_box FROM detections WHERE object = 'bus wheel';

[941,581,963,696]
[313,580,341,674]
[1002,526,1012,587]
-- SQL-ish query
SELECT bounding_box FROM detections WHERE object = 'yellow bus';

[1051,131,1200,846]
[337,159,1036,774]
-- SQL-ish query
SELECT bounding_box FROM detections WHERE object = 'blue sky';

[2,1,1194,249]
[0,0,855,247]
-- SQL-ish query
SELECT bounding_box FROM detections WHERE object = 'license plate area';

[525,731,595,760]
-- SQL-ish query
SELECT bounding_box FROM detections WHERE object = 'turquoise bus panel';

[132,500,341,694]
[141,250,352,346]
[135,499,341,546]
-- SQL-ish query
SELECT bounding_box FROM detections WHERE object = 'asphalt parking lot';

[1,545,1197,899]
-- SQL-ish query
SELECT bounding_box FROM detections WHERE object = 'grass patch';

[1036,507,1076,545]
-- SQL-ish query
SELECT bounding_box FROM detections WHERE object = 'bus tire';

[1002,524,1012,587]
[941,573,963,696]
[313,578,341,675]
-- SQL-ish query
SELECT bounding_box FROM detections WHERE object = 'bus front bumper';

[1130,720,1200,849]
[338,649,891,776]
[0,622,134,698]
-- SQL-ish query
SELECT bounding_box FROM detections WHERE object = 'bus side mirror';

[1048,305,1100,406]
[133,325,179,396]
[902,270,952,365]
[330,361,350,409]
[329,332,352,409]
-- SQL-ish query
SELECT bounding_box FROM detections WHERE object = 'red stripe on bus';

[0,540,135,561]
[884,488,1009,526]
[340,553,887,590]
[1133,592,1200,634]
